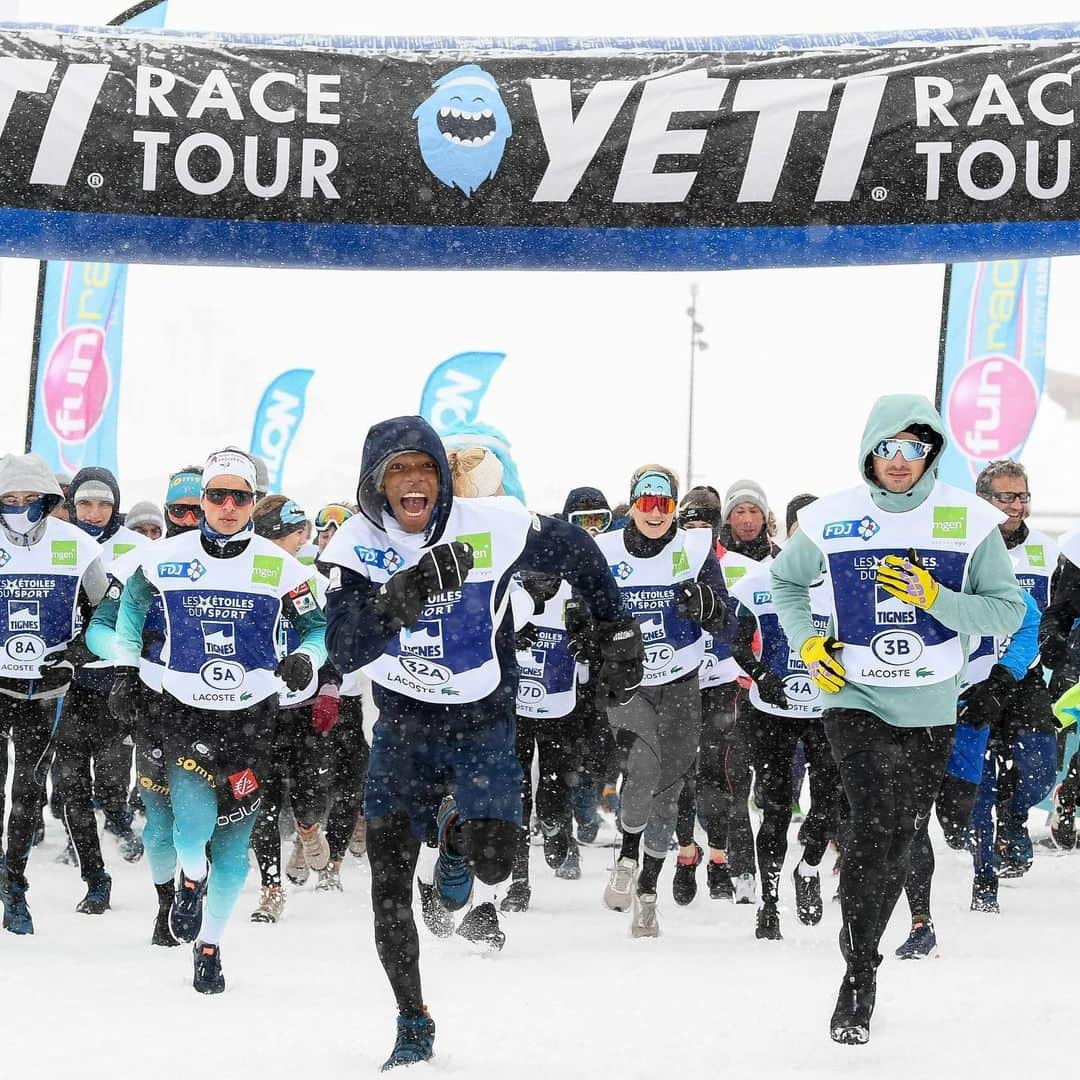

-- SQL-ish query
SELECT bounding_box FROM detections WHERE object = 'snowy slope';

[3,792,1077,1080]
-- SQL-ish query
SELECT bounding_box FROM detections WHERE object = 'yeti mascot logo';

[413,65,512,196]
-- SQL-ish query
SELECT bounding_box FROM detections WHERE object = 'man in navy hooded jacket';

[322,417,642,1071]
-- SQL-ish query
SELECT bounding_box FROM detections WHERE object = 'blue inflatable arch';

[2,20,1080,269]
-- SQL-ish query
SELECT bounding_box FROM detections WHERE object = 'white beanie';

[126,500,165,532]
[722,478,769,523]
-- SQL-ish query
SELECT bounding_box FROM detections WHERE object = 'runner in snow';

[597,466,732,936]
[107,450,326,993]
[728,495,840,941]
[897,459,1057,953]
[53,468,149,918]
[770,394,1025,1045]
[87,464,204,946]
[0,455,107,934]
[321,416,639,1071]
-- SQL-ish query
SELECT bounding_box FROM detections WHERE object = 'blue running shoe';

[169,871,207,943]
[434,797,473,912]
[1,869,34,935]
[75,870,112,915]
[997,817,1033,878]
[382,1012,435,1071]
[895,919,937,959]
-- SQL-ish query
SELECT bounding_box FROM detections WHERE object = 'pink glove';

[311,683,341,735]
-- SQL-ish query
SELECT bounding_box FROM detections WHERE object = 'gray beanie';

[126,500,165,532]
[722,478,769,523]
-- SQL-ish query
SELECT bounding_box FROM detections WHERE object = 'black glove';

[1048,662,1078,702]
[416,541,475,595]
[675,581,720,626]
[108,666,142,730]
[521,573,562,614]
[275,652,314,693]
[38,647,74,681]
[596,618,644,708]
[958,664,1016,729]
[371,541,475,633]
[564,598,600,664]
[747,662,788,709]
[515,623,541,652]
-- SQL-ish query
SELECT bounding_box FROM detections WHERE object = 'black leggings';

[368,813,517,1017]
[677,682,739,850]
[511,714,583,879]
[325,695,369,862]
[53,682,130,881]
[0,695,55,881]
[904,772,976,920]
[823,709,953,970]
[745,706,839,902]
[251,705,329,887]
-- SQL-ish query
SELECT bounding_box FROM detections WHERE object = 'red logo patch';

[228,769,259,800]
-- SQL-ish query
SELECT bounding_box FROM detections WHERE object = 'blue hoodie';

[325,415,626,725]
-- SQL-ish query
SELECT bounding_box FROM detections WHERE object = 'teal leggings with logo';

[168,763,258,943]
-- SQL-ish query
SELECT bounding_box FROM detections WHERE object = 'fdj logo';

[158,559,206,581]
[823,517,880,542]
[672,549,690,575]
[611,562,633,581]
[0,549,10,568]
[251,555,283,587]
[932,507,968,540]
[753,590,772,605]
[456,532,492,570]
[51,540,77,566]
[354,545,405,575]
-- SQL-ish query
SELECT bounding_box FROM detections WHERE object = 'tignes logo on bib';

[51,540,77,565]
[932,506,968,539]
[672,549,690,575]
[251,555,283,587]
[1025,545,1046,568]
[456,532,493,570]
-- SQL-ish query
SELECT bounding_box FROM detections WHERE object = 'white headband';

[202,450,257,493]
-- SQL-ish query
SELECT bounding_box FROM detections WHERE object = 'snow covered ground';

[3,785,1077,1079]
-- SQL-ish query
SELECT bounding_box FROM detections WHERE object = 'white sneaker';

[348,815,367,858]
[251,885,286,923]
[733,873,757,905]
[603,856,637,912]
[286,836,309,885]
[631,890,660,938]
[316,862,343,892]
[296,822,331,872]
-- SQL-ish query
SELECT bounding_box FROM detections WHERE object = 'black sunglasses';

[166,503,204,520]
[204,488,254,507]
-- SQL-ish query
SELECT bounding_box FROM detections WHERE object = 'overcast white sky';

[2,1,1080,524]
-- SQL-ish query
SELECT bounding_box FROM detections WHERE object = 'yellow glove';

[875,550,939,610]
[1053,682,1080,733]
[800,635,846,693]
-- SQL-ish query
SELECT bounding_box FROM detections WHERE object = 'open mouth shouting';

[399,491,430,521]
[436,107,497,146]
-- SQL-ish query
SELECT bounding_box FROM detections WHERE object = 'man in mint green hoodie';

[770,394,1024,1045]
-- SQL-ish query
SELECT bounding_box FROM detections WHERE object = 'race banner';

[24,1,169,473]
[1,24,1080,268]
[935,259,1051,489]
[420,352,505,433]
[250,368,314,494]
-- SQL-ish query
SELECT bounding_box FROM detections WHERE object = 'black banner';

[2,27,1080,266]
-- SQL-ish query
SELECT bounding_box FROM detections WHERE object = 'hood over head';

[66,465,121,542]
[561,486,611,517]
[859,393,947,511]
[0,454,65,546]
[357,415,453,544]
